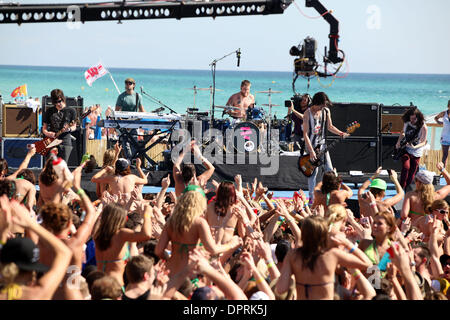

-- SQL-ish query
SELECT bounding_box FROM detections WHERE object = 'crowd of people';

[0,84,449,301]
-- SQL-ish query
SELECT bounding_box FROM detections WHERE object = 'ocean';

[0,65,449,147]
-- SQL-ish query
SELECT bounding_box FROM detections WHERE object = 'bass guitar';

[299,122,360,177]
[34,105,98,156]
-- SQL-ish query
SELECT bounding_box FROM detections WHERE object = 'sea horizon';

[1,64,450,76]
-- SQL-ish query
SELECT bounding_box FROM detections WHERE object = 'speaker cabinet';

[67,129,84,168]
[1,138,43,168]
[328,102,380,138]
[380,134,402,172]
[381,106,410,134]
[2,104,39,137]
[327,137,379,173]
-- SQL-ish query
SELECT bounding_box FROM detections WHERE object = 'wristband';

[76,189,86,196]
[255,277,264,285]
[368,178,373,182]
[369,202,377,208]
[266,261,275,269]
[144,212,152,219]
[353,271,361,281]
[339,132,344,137]
[349,243,357,254]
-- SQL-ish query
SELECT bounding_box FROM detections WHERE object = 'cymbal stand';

[209,49,240,126]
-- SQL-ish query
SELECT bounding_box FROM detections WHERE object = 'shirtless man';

[225,80,255,120]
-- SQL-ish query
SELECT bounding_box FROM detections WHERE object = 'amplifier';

[1,137,43,168]
[2,104,40,137]
[380,105,411,134]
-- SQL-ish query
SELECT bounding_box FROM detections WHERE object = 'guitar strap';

[135,92,139,112]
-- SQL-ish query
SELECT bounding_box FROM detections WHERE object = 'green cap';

[370,178,387,191]
[182,184,206,198]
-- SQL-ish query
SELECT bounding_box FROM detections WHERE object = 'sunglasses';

[434,209,449,214]
[55,99,63,104]
[125,81,134,85]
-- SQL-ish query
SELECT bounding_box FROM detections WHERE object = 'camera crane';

[0,0,344,91]
[290,0,345,92]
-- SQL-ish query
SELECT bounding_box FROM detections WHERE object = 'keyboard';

[112,111,182,121]
[97,118,180,130]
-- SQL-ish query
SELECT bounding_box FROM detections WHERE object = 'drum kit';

[183,86,288,153]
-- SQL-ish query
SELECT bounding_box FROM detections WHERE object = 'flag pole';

[108,72,121,94]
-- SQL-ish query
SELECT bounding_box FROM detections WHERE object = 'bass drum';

[234,122,260,153]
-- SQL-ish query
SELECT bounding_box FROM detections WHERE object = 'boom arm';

[305,0,342,64]
[0,0,292,25]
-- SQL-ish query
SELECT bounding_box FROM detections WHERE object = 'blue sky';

[1,0,450,74]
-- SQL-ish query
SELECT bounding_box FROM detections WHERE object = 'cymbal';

[261,104,280,106]
[214,105,240,110]
[185,87,211,91]
[257,89,282,94]
[185,87,223,91]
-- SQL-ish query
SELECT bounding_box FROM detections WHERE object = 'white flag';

[84,62,108,87]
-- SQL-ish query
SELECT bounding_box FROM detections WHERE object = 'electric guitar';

[298,122,360,177]
[391,138,408,161]
[34,105,98,156]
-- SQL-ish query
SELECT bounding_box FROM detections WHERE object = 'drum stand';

[258,88,281,155]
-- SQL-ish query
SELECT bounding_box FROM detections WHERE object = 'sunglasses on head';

[125,81,134,85]
[434,209,449,214]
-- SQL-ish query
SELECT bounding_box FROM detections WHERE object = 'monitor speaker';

[328,102,380,138]
[327,137,379,173]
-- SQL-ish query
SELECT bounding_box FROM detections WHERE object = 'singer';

[224,79,255,121]
[115,77,145,161]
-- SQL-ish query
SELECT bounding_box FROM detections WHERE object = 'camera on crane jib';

[290,36,318,76]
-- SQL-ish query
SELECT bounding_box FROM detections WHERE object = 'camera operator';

[286,93,311,154]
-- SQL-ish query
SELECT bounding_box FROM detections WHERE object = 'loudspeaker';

[328,102,380,138]
[381,105,410,134]
[327,137,379,173]
[380,134,402,171]
[67,129,84,168]
[2,104,39,137]
[1,138,43,168]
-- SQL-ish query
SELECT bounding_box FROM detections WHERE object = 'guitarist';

[395,107,428,190]
[42,89,77,163]
[302,92,349,203]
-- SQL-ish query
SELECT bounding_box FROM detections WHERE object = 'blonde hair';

[168,191,206,235]
[102,149,116,168]
[325,204,347,227]
[417,183,435,213]
[0,263,19,286]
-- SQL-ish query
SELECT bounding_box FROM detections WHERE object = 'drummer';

[225,80,255,121]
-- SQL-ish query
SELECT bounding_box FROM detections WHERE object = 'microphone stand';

[140,88,178,114]
[209,49,239,126]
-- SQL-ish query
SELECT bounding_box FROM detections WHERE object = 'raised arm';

[71,166,99,245]
[192,142,215,184]
[119,204,152,242]
[155,175,170,209]
[383,170,404,208]
[7,147,37,180]
[434,111,445,124]
[134,158,149,185]
[91,166,115,184]
[10,200,72,300]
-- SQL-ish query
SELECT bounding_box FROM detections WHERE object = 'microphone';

[236,48,241,67]
[152,107,164,113]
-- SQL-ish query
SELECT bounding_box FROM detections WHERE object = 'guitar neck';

[316,138,340,158]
